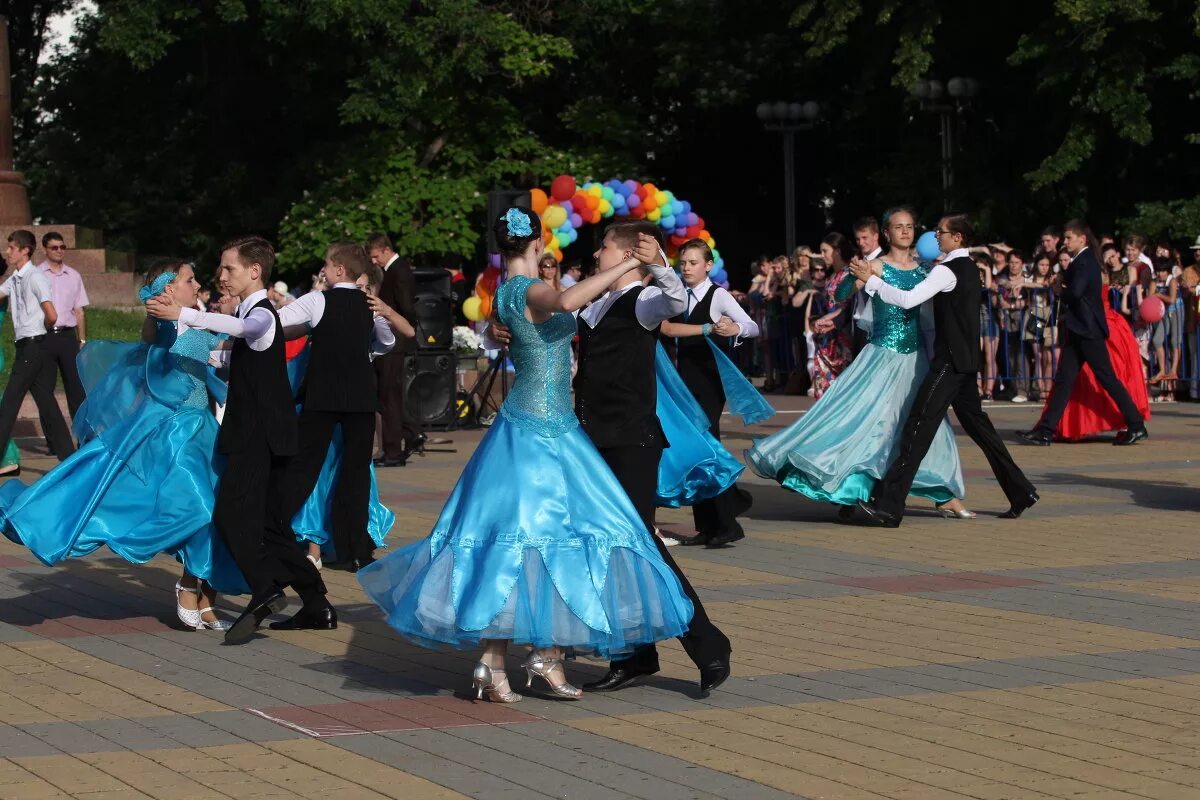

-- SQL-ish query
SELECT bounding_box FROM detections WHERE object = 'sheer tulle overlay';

[358,276,694,657]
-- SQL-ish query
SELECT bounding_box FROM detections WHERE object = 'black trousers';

[689,384,748,538]
[41,328,86,418]
[376,351,418,460]
[271,409,377,563]
[598,444,731,672]
[213,440,326,605]
[0,337,75,460]
[1038,332,1144,433]
[875,361,1035,521]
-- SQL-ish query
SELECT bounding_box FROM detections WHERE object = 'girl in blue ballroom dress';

[0,261,247,630]
[358,208,694,702]
[745,208,974,518]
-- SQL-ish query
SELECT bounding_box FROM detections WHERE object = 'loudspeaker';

[487,189,533,252]
[404,350,457,429]
[411,267,453,350]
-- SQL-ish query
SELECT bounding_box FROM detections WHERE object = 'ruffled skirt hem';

[358,541,692,659]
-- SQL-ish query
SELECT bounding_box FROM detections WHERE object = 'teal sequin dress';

[358,276,693,657]
[746,263,964,505]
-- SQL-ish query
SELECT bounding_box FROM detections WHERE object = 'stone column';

[0,15,32,226]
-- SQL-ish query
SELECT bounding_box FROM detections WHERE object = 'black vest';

[575,287,666,449]
[218,297,298,456]
[932,256,982,374]
[301,288,378,412]
[663,284,725,415]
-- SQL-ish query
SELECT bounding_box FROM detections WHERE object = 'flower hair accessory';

[138,271,177,304]
[505,208,533,238]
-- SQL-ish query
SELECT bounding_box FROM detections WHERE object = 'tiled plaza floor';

[0,396,1197,799]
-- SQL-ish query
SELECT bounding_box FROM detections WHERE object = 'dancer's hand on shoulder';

[216,294,238,315]
[146,295,181,321]
[632,234,665,267]
[490,321,513,345]
[813,318,835,334]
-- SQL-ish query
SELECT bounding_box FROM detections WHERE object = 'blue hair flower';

[505,208,533,238]
[138,271,177,304]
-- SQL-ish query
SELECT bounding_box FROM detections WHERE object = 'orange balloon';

[553,249,564,262]
[585,195,600,210]
[479,296,493,320]
[530,188,549,215]
[542,227,553,244]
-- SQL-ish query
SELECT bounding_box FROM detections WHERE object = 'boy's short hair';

[604,220,665,251]
[326,241,371,279]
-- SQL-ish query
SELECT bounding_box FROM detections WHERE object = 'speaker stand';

[456,347,510,429]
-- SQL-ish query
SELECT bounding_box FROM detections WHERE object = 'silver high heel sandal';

[471,661,522,703]
[175,582,202,629]
[522,653,583,699]
[936,504,977,519]
[196,604,232,631]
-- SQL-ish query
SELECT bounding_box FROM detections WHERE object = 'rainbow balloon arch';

[462,174,726,323]
[530,175,725,280]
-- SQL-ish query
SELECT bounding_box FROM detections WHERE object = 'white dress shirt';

[384,253,399,272]
[865,246,883,260]
[578,258,686,330]
[1,261,55,340]
[682,279,760,342]
[864,248,969,310]
[278,284,395,355]
[180,288,277,351]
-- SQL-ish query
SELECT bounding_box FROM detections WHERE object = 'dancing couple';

[748,210,1038,526]
[359,209,731,701]
[0,238,404,644]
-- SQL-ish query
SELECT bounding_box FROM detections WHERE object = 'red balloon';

[570,194,589,213]
[550,175,577,202]
[1139,295,1165,323]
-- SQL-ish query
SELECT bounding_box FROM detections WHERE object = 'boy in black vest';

[660,239,760,547]
[149,236,329,644]
[850,214,1038,527]
[266,242,396,598]
[574,222,732,697]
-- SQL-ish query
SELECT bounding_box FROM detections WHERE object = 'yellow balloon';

[647,208,661,222]
[543,205,568,228]
[587,184,602,198]
[462,296,483,322]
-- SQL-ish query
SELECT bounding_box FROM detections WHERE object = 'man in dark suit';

[1018,220,1147,446]
[367,233,422,466]
[852,213,1039,526]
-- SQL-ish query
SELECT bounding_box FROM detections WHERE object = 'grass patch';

[0,306,145,390]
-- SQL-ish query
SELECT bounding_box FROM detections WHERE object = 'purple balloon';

[686,212,699,226]
[489,253,502,268]
[570,212,583,227]
[627,194,642,209]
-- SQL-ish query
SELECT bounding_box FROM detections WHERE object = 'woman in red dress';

[1045,280,1150,441]
[809,233,857,399]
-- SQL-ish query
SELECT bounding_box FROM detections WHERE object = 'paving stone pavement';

[0,397,1197,799]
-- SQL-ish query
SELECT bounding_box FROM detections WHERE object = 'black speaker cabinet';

[404,350,457,428]
[411,267,453,350]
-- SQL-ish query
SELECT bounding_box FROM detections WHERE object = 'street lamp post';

[912,77,979,213]
[757,101,821,255]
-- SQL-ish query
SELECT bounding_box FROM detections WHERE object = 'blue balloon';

[710,268,727,284]
[916,230,941,262]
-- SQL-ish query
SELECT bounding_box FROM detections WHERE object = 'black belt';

[50,326,76,334]
[15,335,46,345]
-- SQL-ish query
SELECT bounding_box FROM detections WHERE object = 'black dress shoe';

[836,504,856,522]
[705,525,745,548]
[998,491,1040,519]
[324,559,358,573]
[401,433,427,460]
[0,467,20,479]
[356,554,376,569]
[269,605,337,631]
[373,456,406,467]
[856,500,899,528]
[224,591,287,645]
[699,655,731,698]
[678,533,710,547]
[1017,429,1053,446]
[1113,427,1148,446]
[582,665,657,692]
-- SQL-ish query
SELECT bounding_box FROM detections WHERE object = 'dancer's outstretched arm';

[526,256,644,316]
[851,259,956,310]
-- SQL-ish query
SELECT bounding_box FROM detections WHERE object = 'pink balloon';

[1139,295,1165,323]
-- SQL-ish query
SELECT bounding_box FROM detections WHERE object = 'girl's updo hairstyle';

[143,257,188,289]
[493,207,542,259]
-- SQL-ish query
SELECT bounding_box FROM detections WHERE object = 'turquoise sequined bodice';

[869,263,929,354]
[155,319,218,408]
[495,276,579,437]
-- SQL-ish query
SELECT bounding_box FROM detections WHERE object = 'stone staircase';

[0,224,136,307]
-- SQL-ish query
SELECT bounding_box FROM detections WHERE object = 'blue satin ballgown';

[655,343,743,507]
[285,345,394,556]
[0,321,248,594]
[358,275,693,657]
[746,263,965,505]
